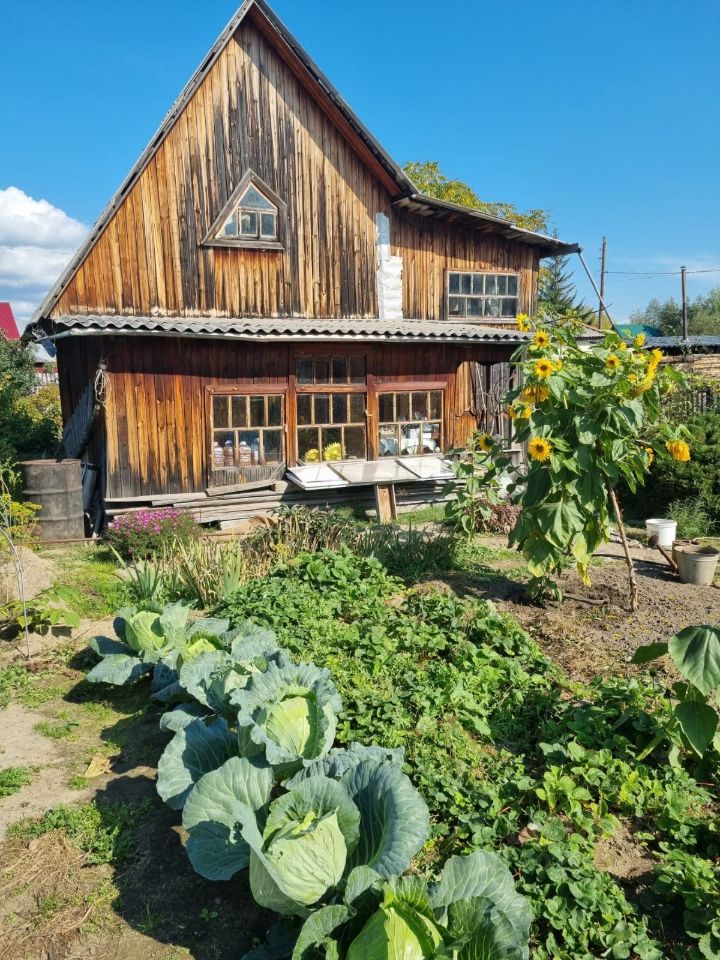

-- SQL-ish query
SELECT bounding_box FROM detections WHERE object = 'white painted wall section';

[375,212,404,320]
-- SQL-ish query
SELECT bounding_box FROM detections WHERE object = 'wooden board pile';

[104,478,455,529]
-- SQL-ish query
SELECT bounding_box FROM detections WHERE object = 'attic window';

[221,184,278,241]
[203,171,285,250]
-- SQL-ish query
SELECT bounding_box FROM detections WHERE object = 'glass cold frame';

[378,390,443,457]
[211,394,284,468]
[447,271,519,319]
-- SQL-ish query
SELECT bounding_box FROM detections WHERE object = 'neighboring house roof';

[646,335,720,352]
[0,302,20,339]
[45,313,541,345]
[617,323,663,337]
[27,0,577,336]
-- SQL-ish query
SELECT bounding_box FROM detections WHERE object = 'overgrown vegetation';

[73,540,720,960]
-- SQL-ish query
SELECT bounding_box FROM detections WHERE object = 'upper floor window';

[220,184,278,241]
[203,170,285,250]
[447,272,519,319]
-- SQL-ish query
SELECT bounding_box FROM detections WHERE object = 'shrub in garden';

[105,507,199,559]
[444,429,512,537]
[618,411,720,526]
[506,315,691,607]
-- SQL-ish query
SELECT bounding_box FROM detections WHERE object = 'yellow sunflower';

[644,446,655,465]
[666,440,691,462]
[605,354,621,371]
[628,373,638,384]
[632,377,654,397]
[634,333,646,347]
[554,359,564,372]
[651,348,663,364]
[618,341,627,351]
[521,386,549,404]
[533,357,554,380]
[509,401,533,420]
[528,437,552,462]
[477,434,494,452]
[516,313,530,332]
[533,330,550,349]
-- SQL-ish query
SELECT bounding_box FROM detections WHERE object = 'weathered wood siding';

[56,335,514,499]
[50,9,539,323]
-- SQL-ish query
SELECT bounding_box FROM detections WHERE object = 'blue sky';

[1,0,718,325]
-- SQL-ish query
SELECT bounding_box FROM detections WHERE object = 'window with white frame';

[447,272,520,319]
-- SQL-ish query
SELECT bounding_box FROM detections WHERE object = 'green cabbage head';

[232,660,342,774]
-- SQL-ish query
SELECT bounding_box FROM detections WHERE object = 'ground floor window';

[211,393,284,469]
[378,390,443,456]
[297,391,367,462]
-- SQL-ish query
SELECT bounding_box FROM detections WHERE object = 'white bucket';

[646,518,677,549]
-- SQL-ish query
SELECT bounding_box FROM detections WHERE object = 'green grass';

[0,765,33,798]
[0,664,69,709]
[35,713,80,740]
[9,799,152,865]
[396,504,447,526]
[49,546,127,620]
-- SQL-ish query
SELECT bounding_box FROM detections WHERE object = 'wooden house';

[27,0,580,523]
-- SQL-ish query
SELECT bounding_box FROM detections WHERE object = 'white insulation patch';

[375,212,404,320]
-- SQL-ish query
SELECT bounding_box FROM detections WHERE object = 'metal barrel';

[20,459,86,542]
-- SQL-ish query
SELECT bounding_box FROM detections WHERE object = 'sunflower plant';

[506,313,690,608]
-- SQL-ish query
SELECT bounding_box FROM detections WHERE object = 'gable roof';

[0,302,20,339]
[28,0,577,332]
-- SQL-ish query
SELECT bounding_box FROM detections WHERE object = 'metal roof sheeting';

[646,335,720,350]
[0,302,20,340]
[45,314,538,345]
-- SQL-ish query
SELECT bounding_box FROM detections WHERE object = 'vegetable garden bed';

[1,539,719,959]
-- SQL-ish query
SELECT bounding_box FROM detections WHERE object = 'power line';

[606,267,720,276]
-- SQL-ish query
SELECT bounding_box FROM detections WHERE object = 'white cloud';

[0,186,88,329]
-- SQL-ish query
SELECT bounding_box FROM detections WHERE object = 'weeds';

[10,799,152,865]
[0,765,33,797]
[668,497,714,539]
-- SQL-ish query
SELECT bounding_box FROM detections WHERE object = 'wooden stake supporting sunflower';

[505,313,692,610]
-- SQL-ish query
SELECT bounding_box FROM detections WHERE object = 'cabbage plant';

[286,849,531,960]
[232,660,342,776]
[156,628,287,809]
[182,747,430,918]
[86,602,232,688]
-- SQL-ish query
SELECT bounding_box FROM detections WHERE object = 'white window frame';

[446,271,520,321]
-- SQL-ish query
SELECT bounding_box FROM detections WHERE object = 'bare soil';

[435,540,720,683]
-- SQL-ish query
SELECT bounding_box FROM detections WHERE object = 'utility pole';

[598,236,607,328]
[681,265,689,342]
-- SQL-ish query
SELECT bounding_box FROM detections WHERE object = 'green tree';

[403,160,548,233]
[628,286,720,337]
[538,253,580,315]
[0,335,61,467]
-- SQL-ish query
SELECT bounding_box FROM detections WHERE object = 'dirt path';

[0,629,269,960]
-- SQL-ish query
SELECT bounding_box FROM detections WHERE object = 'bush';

[619,412,720,524]
[106,508,199,559]
[668,497,714,538]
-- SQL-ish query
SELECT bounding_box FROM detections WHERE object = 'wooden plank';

[374,484,397,523]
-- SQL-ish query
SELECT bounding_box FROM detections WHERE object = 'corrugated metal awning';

[43,314,540,345]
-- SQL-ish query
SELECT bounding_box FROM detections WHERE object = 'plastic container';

[675,544,720,586]
[646,518,677,549]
